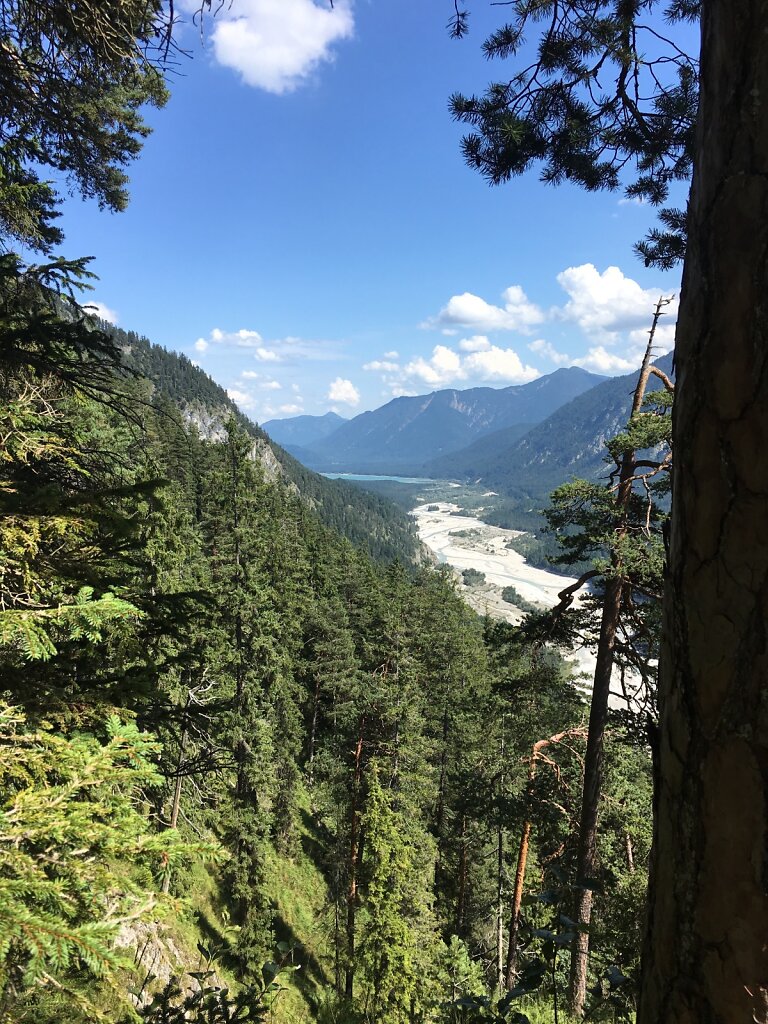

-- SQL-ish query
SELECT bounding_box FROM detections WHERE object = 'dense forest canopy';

[2,1,767,1023]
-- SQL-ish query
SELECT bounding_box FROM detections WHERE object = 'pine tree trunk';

[568,577,621,1014]
[497,823,504,991]
[624,833,634,875]
[496,723,505,992]
[161,692,190,895]
[307,674,321,786]
[345,723,365,1000]
[505,818,531,988]
[639,3,768,1019]
[457,815,468,934]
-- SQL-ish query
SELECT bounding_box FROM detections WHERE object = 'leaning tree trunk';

[568,306,667,1015]
[639,2,768,1021]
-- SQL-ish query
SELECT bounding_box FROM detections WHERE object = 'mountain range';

[273,367,605,472]
[434,350,675,500]
[264,353,674,504]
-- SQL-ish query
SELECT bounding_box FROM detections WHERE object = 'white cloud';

[555,264,678,343]
[241,370,260,379]
[458,335,491,353]
[404,345,464,387]
[291,383,301,393]
[399,342,538,388]
[209,0,354,94]
[279,403,304,415]
[463,345,540,383]
[384,350,399,359]
[200,326,264,348]
[528,338,569,365]
[573,347,637,374]
[260,379,282,390]
[628,321,677,353]
[328,377,361,406]
[227,387,256,409]
[427,284,544,334]
[85,301,119,324]
[194,327,340,363]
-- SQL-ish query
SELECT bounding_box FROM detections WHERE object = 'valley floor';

[411,502,573,617]
[411,502,629,699]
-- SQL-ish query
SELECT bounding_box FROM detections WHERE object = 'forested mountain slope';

[294,367,604,472]
[2,270,654,1023]
[113,326,423,564]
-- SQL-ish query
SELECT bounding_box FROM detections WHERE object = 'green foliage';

[0,703,210,1008]
[0,0,173,251]
[461,567,486,587]
[358,763,421,1023]
[500,586,538,614]
[450,1,698,266]
[0,239,659,1024]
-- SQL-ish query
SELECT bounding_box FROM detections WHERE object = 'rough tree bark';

[639,2,768,1020]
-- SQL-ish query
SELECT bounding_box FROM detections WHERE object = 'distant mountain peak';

[290,367,606,474]
[262,411,347,448]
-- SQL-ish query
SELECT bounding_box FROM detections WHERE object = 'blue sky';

[55,0,691,423]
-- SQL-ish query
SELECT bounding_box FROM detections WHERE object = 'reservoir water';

[322,473,434,484]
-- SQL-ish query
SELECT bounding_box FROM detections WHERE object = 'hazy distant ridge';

[286,367,605,473]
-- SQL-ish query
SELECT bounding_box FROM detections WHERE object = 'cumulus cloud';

[458,335,491,353]
[398,343,538,389]
[464,346,539,382]
[555,264,678,343]
[528,338,570,365]
[573,347,637,374]
[384,350,399,359]
[279,403,304,415]
[328,377,361,406]
[85,301,119,324]
[260,379,282,390]
[199,327,264,349]
[423,265,678,377]
[628,321,676,353]
[404,345,464,387]
[427,285,544,334]
[209,0,354,94]
[227,387,256,409]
